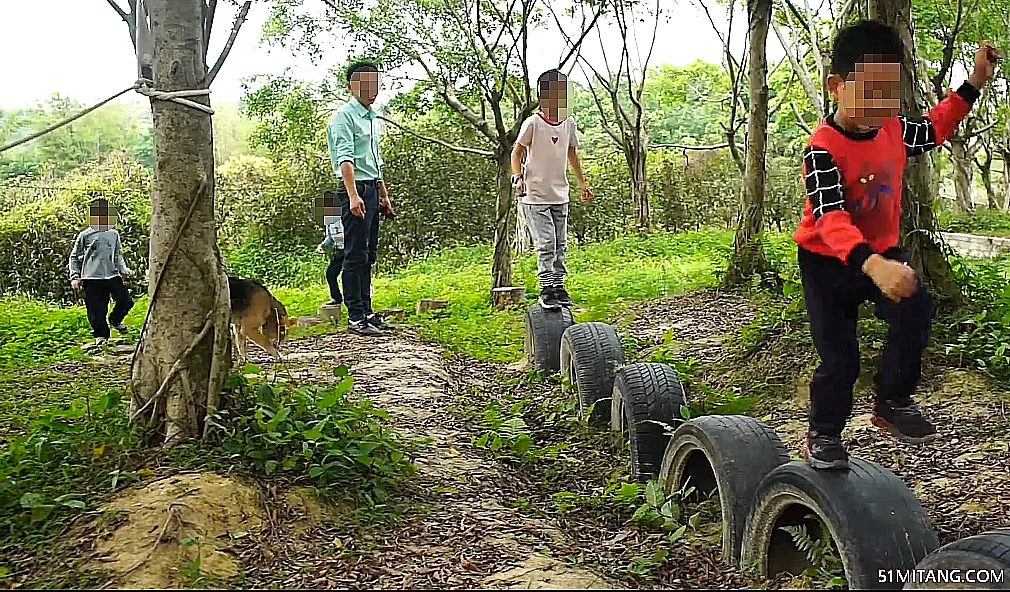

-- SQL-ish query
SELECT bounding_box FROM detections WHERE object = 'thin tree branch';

[207,1,251,86]
[651,142,746,150]
[792,101,813,134]
[106,0,129,22]
[377,115,493,157]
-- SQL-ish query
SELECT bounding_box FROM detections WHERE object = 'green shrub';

[203,365,416,502]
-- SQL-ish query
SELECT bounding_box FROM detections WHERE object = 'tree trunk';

[491,146,515,292]
[978,149,998,209]
[130,0,231,446]
[950,135,974,212]
[626,136,650,230]
[724,0,772,287]
[872,0,960,305]
[514,198,532,253]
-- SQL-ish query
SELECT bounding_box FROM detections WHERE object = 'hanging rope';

[0,79,213,156]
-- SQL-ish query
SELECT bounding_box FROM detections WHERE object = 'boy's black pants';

[83,276,134,339]
[326,249,344,304]
[799,246,932,436]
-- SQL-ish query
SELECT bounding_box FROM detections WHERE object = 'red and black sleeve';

[899,82,979,157]
[803,146,874,268]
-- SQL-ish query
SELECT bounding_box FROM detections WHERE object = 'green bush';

[204,365,416,501]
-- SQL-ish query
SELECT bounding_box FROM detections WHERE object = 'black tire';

[524,303,575,374]
[740,458,939,590]
[610,362,686,482]
[560,322,625,424]
[659,415,790,564]
[904,529,1010,590]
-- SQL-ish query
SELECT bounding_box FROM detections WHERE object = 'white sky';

[0,0,784,109]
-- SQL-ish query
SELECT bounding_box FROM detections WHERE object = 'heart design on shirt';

[551,136,558,144]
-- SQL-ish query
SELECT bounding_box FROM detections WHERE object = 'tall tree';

[723,0,773,286]
[553,0,662,230]
[268,0,600,300]
[870,0,961,304]
[105,0,252,444]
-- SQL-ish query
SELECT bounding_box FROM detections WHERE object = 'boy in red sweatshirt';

[795,20,1001,469]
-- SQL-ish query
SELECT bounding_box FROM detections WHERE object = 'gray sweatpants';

[523,202,568,289]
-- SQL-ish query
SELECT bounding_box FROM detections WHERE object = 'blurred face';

[349,69,380,107]
[539,77,570,115]
[829,56,901,129]
[314,195,341,224]
[89,204,118,231]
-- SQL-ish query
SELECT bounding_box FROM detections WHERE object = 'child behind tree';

[68,198,135,346]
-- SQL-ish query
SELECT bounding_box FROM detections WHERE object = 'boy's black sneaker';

[324,299,341,307]
[555,287,573,307]
[804,430,849,470]
[348,319,381,336]
[366,313,388,330]
[872,401,938,444]
[539,287,561,310]
[111,322,129,335]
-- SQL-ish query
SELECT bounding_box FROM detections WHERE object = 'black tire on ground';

[740,458,940,590]
[610,362,686,482]
[659,415,790,565]
[560,322,625,424]
[523,303,575,374]
[904,529,1010,590]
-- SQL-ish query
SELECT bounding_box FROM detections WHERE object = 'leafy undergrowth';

[445,358,762,588]
[0,363,414,588]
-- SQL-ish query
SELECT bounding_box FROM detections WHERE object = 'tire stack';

[556,315,1003,590]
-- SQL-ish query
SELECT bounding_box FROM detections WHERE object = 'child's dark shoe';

[555,287,573,307]
[112,322,129,335]
[872,401,938,443]
[539,287,561,310]
[804,430,849,470]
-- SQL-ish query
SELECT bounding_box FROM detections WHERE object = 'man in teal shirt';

[327,61,394,336]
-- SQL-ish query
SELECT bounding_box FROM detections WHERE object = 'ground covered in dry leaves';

[48,288,1010,589]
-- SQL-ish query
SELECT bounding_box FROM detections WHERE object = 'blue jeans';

[340,181,380,322]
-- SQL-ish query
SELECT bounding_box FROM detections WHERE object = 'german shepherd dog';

[228,275,295,361]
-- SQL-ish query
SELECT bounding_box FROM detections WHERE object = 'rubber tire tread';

[741,458,939,590]
[525,303,574,374]
[612,362,686,482]
[660,415,789,563]
[560,322,624,424]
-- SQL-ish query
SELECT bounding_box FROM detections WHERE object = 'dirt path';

[235,328,620,589]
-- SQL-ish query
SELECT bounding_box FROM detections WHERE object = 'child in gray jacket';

[68,198,135,346]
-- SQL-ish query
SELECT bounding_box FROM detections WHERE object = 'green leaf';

[20,492,44,508]
[688,512,701,530]
[645,480,662,507]
[668,524,688,544]
[264,460,278,475]
[244,364,261,375]
[62,500,86,510]
[827,576,847,588]
[512,434,534,455]
[30,504,55,522]
[257,384,275,407]
[303,429,323,441]
[333,365,349,377]
[618,482,640,503]
[308,466,326,478]
[318,391,338,409]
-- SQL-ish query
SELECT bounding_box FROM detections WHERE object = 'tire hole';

[767,503,828,577]
[680,449,718,503]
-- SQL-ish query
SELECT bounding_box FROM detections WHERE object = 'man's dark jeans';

[339,181,380,322]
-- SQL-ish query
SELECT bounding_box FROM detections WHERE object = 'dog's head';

[263,298,296,348]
